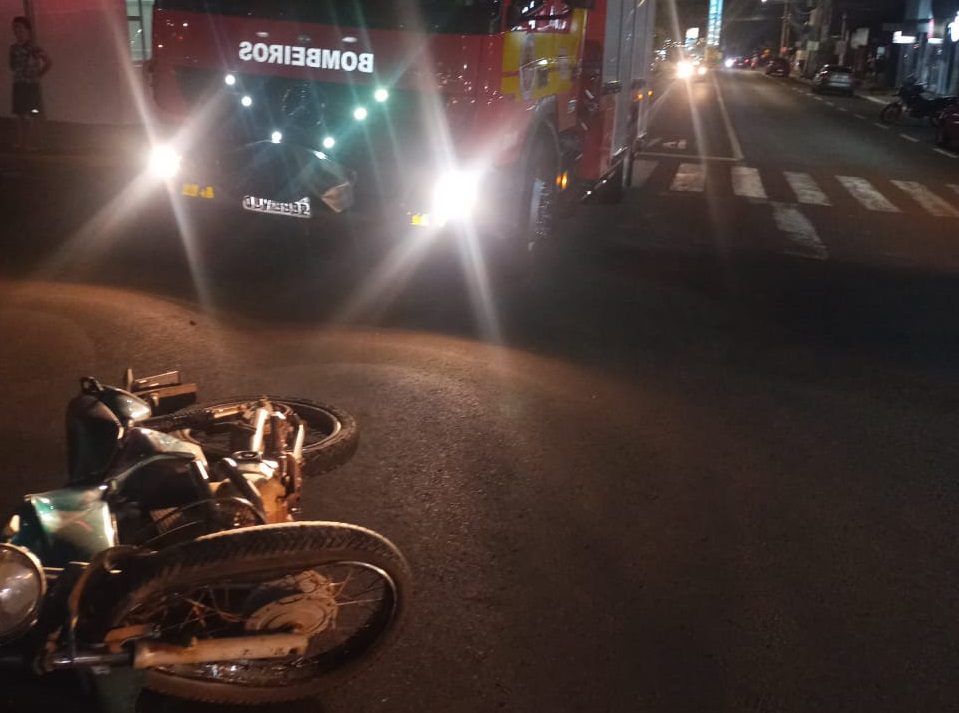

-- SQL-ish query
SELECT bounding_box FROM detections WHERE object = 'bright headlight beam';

[224,73,236,86]
[432,169,482,224]
[271,130,282,143]
[353,106,368,121]
[148,145,182,180]
[241,95,253,107]
[374,88,389,103]
[322,136,336,149]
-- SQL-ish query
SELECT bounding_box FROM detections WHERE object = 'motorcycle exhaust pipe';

[133,633,310,668]
[45,633,308,670]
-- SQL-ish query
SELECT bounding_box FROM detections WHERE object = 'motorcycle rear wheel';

[879,102,902,123]
[110,522,411,704]
[173,396,359,477]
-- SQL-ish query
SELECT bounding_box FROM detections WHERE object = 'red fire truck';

[146,0,656,252]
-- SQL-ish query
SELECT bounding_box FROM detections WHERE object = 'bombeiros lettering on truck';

[238,41,374,73]
[147,0,656,250]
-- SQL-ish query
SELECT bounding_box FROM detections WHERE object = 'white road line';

[670,163,706,192]
[771,202,828,260]
[899,133,920,142]
[863,95,890,106]
[712,74,745,161]
[640,151,739,162]
[731,166,767,199]
[838,107,849,112]
[836,176,901,212]
[873,122,890,130]
[824,101,835,107]
[784,172,831,206]
[891,180,959,217]
[631,159,659,189]
[854,113,867,119]
[933,148,957,159]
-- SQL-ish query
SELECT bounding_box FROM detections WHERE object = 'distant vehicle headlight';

[724,58,735,68]
[0,544,45,643]
[697,66,708,76]
[676,61,694,79]
[148,144,182,180]
[431,169,482,225]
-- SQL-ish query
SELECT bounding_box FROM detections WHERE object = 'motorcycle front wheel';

[879,102,903,123]
[109,522,411,704]
[173,396,359,477]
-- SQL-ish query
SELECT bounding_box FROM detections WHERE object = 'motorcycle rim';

[879,102,902,123]
[109,522,410,704]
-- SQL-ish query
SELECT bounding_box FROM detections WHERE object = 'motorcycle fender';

[14,487,117,566]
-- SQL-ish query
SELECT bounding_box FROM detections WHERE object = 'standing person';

[9,16,51,151]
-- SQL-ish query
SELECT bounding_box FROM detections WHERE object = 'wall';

[28,0,144,124]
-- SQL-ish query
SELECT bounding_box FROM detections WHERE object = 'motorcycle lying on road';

[879,80,958,125]
[0,371,410,711]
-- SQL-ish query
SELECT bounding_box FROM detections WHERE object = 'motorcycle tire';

[879,102,902,123]
[937,123,951,148]
[110,522,411,704]
[173,396,359,477]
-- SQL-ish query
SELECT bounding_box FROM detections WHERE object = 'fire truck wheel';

[514,132,561,258]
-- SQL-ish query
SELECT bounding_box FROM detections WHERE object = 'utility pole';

[780,0,791,54]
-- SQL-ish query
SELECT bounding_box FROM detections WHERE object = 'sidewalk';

[0,117,146,170]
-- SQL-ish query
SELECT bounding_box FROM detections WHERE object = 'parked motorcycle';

[0,371,410,711]
[879,80,958,125]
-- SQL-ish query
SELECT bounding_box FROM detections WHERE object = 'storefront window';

[127,0,153,63]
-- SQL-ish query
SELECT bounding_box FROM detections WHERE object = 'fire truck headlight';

[148,144,182,180]
[432,169,481,224]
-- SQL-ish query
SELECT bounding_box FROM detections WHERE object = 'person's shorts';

[12,82,42,117]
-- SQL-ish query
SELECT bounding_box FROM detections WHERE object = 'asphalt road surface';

[2,70,959,713]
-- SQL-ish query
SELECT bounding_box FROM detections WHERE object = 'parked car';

[812,65,855,96]
[765,58,790,77]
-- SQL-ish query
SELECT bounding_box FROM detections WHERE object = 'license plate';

[182,183,215,199]
[242,195,311,219]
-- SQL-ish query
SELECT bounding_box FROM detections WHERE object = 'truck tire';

[109,522,411,704]
[512,129,561,259]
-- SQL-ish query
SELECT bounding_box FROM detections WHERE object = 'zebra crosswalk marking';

[731,166,767,199]
[784,172,831,206]
[891,181,959,218]
[835,176,901,212]
[669,162,705,192]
